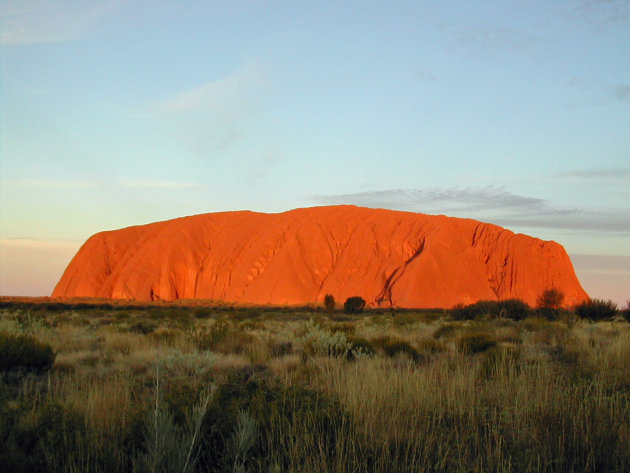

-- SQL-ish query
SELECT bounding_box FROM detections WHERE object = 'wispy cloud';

[455,24,539,53]
[572,0,630,25]
[0,0,126,45]
[416,67,437,82]
[312,186,630,234]
[7,178,198,191]
[153,63,267,115]
[11,178,96,189]
[0,238,80,250]
[570,254,630,275]
[152,63,270,159]
[313,187,556,215]
[614,85,630,100]
[554,167,630,180]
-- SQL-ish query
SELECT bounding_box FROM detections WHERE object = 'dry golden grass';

[2,305,630,472]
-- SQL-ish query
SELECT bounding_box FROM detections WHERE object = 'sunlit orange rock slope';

[52,206,588,308]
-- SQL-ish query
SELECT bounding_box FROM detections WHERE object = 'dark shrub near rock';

[344,297,366,315]
[452,299,530,321]
[575,299,618,321]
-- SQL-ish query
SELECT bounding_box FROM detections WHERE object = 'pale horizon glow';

[1,0,628,305]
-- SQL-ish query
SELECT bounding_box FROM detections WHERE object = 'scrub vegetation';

[1,296,629,473]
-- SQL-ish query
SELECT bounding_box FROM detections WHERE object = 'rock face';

[52,206,588,308]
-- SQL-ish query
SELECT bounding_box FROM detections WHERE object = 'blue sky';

[1,0,629,304]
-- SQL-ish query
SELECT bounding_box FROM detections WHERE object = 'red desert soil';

[52,205,588,308]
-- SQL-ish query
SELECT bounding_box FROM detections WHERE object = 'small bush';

[498,299,530,320]
[0,332,55,374]
[346,336,376,359]
[0,400,89,473]
[457,333,497,354]
[344,297,366,315]
[381,339,422,362]
[369,336,392,351]
[433,324,456,339]
[417,339,447,355]
[623,300,630,322]
[231,309,262,322]
[452,299,529,321]
[269,341,293,358]
[193,307,214,319]
[451,300,498,320]
[324,294,336,313]
[193,319,230,351]
[328,322,355,335]
[575,299,618,321]
[199,367,349,471]
[298,322,351,359]
[392,312,420,326]
[537,288,565,319]
[129,320,157,335]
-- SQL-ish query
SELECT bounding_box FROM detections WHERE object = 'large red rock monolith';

[52,206,588,308]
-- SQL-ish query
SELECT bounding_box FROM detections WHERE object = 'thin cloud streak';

[119,180,198,190]
[573,0,630,25]
[0,238,81,250]
[11,178,96,189]
[615,85,630,100]
[0,0,127,45]
[153,63,267,115]
[151,62,269,159]
[554,167,630,180]
[314,187,556,214]
[456,24,539,53]
[312,186,630,234]
[6,178,198,191]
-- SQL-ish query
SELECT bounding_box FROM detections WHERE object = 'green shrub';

[575,299,618,321]
[344,297,366,315]
[457,333,497,354]
[298,321,351,359]
[0,332,55,374]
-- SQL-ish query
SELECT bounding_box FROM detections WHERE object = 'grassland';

[1,300,630,472]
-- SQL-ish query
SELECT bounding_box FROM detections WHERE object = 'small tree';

[344,296,366,315]
[537,288,565,319]
[324,294,336,313]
